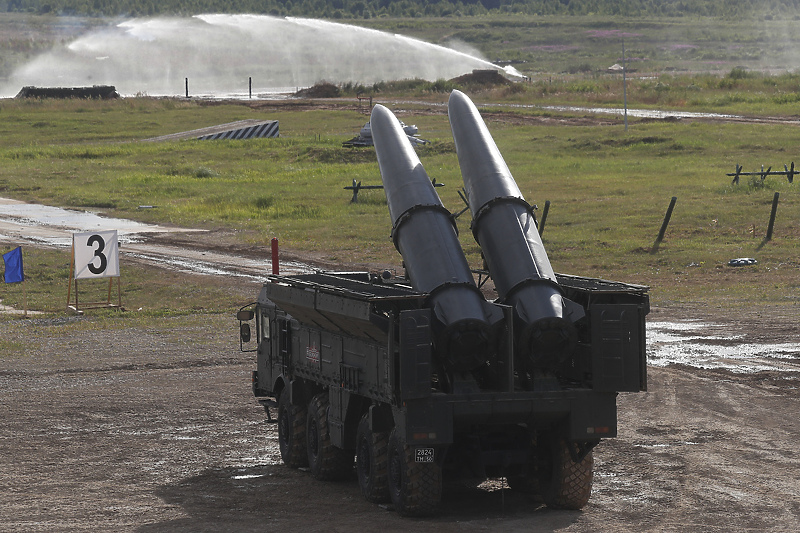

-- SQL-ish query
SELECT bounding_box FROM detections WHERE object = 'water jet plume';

[2,14,514,97]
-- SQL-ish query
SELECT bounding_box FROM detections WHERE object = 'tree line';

[2,0,799,19]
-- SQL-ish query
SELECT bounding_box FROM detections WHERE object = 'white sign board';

[73,230,120,280]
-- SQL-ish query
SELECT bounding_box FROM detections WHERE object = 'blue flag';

[3,246,24,283]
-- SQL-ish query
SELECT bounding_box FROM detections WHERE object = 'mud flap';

[569,393,617,440]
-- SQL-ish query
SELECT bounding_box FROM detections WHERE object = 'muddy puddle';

[0,197,313,279]
[0,197,192,246]
[648,320,800,375]
[387,99,750,121]
[3,199,797,376]
[528,104,744,120]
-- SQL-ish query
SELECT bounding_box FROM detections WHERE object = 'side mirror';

[240,323,252,343]
[237,309,254,321]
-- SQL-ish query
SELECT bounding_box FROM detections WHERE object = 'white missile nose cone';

[448,89,470,111]
[449,89,466,102]
[448,89,479,130]
[370,104,402,142]
[447,89,467,110]
[370,103,393,126]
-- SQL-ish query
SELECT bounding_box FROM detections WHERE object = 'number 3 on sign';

[73,230,120,280]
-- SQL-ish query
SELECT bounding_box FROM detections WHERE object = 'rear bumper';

[401,389,617,445]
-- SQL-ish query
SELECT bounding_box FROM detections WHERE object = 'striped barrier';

[197,120,279,140]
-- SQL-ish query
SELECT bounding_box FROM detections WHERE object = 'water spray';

[2,14,520,97]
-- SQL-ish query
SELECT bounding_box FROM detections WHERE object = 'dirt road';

[1,304,799,532]
[0,197,316,279]
[2,199,800,531]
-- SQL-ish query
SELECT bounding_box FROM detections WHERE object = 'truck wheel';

[356,413,390,503]
[306,393,353,481]
[387,428,441,516]
[277,387,308,468]
[538,436,593,510]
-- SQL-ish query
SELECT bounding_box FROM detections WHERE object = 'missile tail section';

[371,104,500,374]
[238,91,649,517]
[448,89,579,373]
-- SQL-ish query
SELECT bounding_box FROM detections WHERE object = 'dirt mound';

[450,69,511,88]
[295,82,341,98]
[15,85,120,99]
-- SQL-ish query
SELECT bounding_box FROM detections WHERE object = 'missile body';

[448,90,577,370]
[371,104,496,373]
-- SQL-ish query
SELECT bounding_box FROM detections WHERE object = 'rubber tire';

[538,437,593,510]
[277,387,308,468]
[387,428,442,517]
[306,392,353,481]
[356,413,390,503]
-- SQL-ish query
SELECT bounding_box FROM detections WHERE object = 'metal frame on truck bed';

[236,91,649,516]
[238,270,648,516]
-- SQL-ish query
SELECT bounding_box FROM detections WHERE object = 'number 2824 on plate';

[415,448,434,463]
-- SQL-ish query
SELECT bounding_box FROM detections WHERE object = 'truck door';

[259,310,272,361]
[277,318,291,375]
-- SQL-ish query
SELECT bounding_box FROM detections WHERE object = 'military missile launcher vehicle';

[237,91,649,516]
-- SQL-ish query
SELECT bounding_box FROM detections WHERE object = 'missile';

[371,103,497,373]
[448,90,578,370]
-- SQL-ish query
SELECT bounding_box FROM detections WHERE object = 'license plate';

[415,447,434,463]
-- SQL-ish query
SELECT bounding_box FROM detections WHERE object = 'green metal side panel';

[399,309,433,401]
[590,304,646,392]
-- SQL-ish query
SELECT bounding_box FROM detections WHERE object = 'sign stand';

[22,279,28,318]
[66,275,122,313]
[66,231,124,313]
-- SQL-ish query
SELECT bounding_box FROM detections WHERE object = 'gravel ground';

[2,303,800,532]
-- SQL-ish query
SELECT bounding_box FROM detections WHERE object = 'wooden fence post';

[765,192,780,242]
[651,196,677,253]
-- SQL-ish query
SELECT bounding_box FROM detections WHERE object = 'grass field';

[0,94,798,316]
[5,14,800,81]
[0,13,799,317]
[361,14,800,82]
[0,245,256,314]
